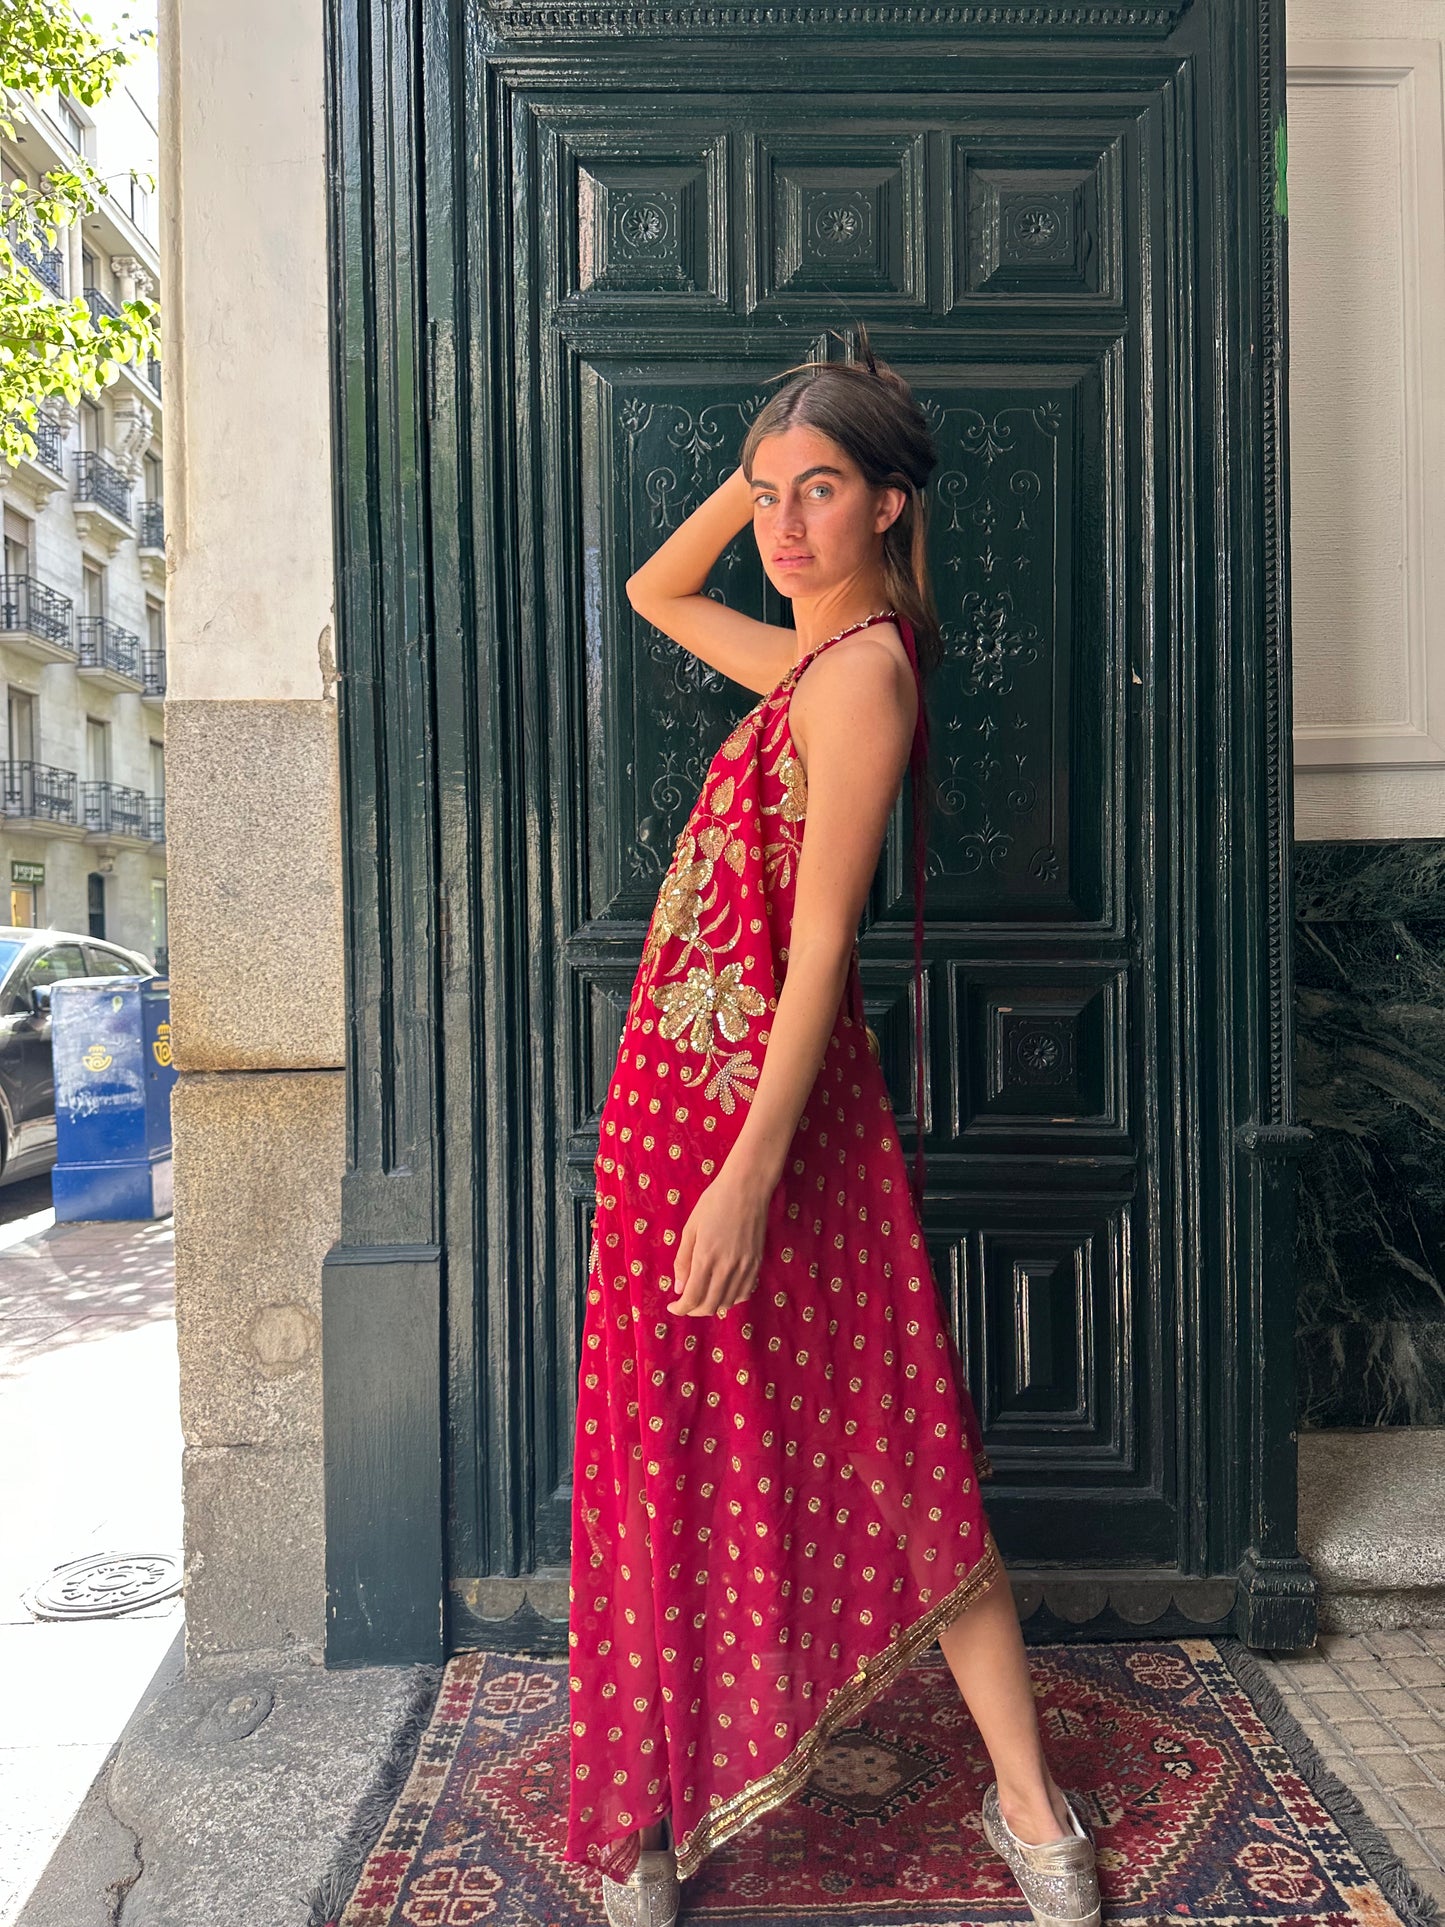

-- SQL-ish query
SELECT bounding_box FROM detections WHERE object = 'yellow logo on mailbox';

[82,1044,113,1072]
[153,1021,172,1068]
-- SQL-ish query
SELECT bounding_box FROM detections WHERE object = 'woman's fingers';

[670,1258,752,1317]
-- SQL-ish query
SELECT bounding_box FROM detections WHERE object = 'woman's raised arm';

[625,463,798,695]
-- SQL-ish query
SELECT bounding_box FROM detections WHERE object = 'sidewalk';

[0,1190,183,1927]
[3,1188,1444,1925]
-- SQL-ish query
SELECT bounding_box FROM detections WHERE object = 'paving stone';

[1417,1688,1445,1715]
[1365,1751,1436,1791]
[1422,1827,1445,1867]
[1333,1659,1400,1691]
[1389,1717,1445,1747]
[1356,1786,1409,1832]
[1363,1630,1428,1658]
[1382,1827,1436,1873]
[1315,1633,1365,1660]
[1416,1869,1445,1909]
[1323,1701,1391,1727]
[1393,1785,1445,1829]
[1387,1655,1445,1689]
[1277,1648,1335,1673]
[1363,1688,1420,1718]
[1328,1720,1400,1752]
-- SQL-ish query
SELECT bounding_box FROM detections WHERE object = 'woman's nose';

[776,493,805,536]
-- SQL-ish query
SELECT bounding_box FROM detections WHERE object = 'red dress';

[565,611,998,1885]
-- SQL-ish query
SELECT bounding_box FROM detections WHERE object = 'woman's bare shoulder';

[788,624,916,772]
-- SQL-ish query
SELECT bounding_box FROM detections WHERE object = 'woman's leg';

[936,1558,1074,1844]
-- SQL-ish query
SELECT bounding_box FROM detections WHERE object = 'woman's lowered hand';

[667,1164,773,1318]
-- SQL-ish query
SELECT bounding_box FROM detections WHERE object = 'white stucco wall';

[161,0,335,707]
[1287,0,1445,838]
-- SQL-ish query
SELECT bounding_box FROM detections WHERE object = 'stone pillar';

[162,0,341,1670]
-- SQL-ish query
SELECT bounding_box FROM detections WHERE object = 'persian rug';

[310,1640,1441,1927]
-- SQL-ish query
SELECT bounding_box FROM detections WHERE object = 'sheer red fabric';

[565,612,998,1884]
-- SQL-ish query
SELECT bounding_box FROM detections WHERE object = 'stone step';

[1299,1428,1445,1632]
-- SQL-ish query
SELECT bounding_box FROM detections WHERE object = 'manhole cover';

[23,1552,183,1621]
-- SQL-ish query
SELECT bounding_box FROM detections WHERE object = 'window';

[8,689,35,765]
[86,873,105,939]
[149,739,164,798]
[83,565,105,619]
[85,945,142,978]
[143,451,163,507]
[22,944,88,992]
[129,177,151,234]
[151,879,168,974]
[147,601,165,652]
[86,717,110,783]
[79,397,101,455]
[3,507,31,578]
[57,99,86,154]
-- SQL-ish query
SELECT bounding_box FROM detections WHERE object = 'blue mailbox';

[50,975,175,1220]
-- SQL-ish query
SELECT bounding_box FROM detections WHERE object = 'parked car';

[0,927,156,1187]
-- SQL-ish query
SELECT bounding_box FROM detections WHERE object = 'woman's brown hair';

[740,323,941,1210]
[738,320,943,678]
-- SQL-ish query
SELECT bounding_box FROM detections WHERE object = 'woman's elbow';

[625,571,657,618]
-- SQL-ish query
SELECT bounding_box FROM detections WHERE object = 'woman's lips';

[774,554,812,568]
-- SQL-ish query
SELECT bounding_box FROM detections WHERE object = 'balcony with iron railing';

[32,416,64,474]
[83,285,122,325]
[138,500,165,550]
[6,226,64,296]
[146,357,162,397]
[1,412,66,505]
[74,449,132,522]
[82,780,149,843]
[141,647,167,703]
[146,796,165,843]
[73,450,133,553]
[77,615,143,688]
[0,574,75,663]
[0,760,79,827]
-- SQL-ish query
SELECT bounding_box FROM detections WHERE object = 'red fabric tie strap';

[895,613,930,1219]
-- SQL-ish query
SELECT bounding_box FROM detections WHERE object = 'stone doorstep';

[1299,1429,1445,1634]
[16,1627,427,1927]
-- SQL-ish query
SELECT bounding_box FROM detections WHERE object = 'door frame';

[319,0,1316,1666]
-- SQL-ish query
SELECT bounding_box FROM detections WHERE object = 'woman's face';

[747,423,904,600]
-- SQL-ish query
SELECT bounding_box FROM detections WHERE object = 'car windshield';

[0,940,26,981]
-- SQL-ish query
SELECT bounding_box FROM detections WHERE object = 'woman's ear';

[874,483,908,534]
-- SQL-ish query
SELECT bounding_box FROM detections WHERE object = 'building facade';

[1,71,167,963]
[165,0,1445,1674]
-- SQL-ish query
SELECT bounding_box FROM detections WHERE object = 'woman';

[565,331,1101,1927]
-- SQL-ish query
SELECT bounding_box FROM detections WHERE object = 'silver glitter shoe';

[981,1781,1101,1927]
[599,1824,679,1927]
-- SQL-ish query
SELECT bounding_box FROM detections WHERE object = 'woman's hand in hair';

[625,466,798,695]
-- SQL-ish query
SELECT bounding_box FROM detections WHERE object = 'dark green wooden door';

[322,0,1316,1664]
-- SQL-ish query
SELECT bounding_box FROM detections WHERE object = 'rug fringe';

[1215,1637,1443,1927]
[304,1662,445,1927]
